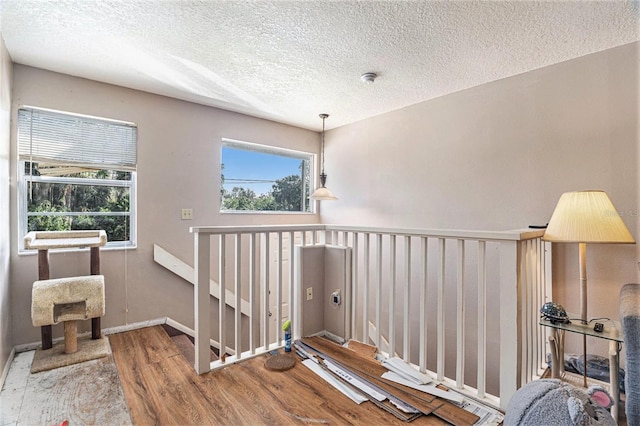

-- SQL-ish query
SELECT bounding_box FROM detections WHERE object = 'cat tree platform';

[24,230,107,350]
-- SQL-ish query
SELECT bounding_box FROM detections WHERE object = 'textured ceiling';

[0,1,638,131]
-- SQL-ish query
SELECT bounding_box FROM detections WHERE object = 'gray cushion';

[620,283,640,425]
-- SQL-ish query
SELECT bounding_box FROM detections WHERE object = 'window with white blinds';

[18,107,137,171]
[17,107,137,251]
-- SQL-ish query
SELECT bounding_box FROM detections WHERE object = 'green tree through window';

[24,163,133,243]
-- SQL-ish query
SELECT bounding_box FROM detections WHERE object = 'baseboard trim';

[103,318,167,336]
[165,317,195,338]
[0,347,16,390]
[13,318,169,353]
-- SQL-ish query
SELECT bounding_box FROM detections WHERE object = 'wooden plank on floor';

[110,326,449,425]
[110,325,219,425]
[300,337,442,415]
[302,336,480,426]
[347,339,378,360]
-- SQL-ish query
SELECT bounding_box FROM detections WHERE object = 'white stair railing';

[191,225,326,372]
[190,224,549,409]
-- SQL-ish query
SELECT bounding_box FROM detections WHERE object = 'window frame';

[16,106,138,253]
[17,164,138,253]
[220,138,316,214]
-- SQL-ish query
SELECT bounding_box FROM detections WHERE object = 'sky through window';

[222,146,305,195]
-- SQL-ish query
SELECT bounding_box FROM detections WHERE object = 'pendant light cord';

[320,113,327,175]
[309,113,337,199]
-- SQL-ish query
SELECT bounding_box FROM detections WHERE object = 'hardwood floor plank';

[346,340,378,360]
[301,336,480,426]
[300,338,442,415]
[110,326,450,425]
[236,358,364,424]
[109,331,160,424]
[110,326,218,425]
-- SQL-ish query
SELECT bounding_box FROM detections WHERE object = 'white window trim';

[16,106,138,252]
[221,138,317,214]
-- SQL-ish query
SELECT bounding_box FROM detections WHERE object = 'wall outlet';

[331,290,341,306]
[181,208,193,220]
[306,287,313,301]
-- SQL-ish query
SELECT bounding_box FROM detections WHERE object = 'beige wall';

[9,65,320,346]
[322,42,639,358]
[0,34,13,377]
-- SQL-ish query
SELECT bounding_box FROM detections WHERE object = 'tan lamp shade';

[543,190,635,243]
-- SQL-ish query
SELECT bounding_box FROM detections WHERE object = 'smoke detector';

[360,72,377,84]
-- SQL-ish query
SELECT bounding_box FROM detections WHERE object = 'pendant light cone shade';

[543,190,635,243]
[309,185,337,200]
[309,113,338,201]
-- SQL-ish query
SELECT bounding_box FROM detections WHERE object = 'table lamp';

[543,190,635,385]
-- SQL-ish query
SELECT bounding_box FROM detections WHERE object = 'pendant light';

[309,113,338,201]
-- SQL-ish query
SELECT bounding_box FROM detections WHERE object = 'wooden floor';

[110,325,454,425]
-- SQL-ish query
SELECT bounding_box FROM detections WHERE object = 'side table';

[540,314,623,421]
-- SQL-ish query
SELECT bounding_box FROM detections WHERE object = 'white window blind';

[18,107,137,171]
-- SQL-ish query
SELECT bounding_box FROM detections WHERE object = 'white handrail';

[190,223,541,241]
[190,224,324,234]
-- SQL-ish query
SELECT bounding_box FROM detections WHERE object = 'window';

[18,107,137,250]
[221,139,313,213]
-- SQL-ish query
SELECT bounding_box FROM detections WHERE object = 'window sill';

[18,244,137,256]
[220,211,317,215]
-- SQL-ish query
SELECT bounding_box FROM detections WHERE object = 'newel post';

[499,240,522,409]
[194,231,211,374]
